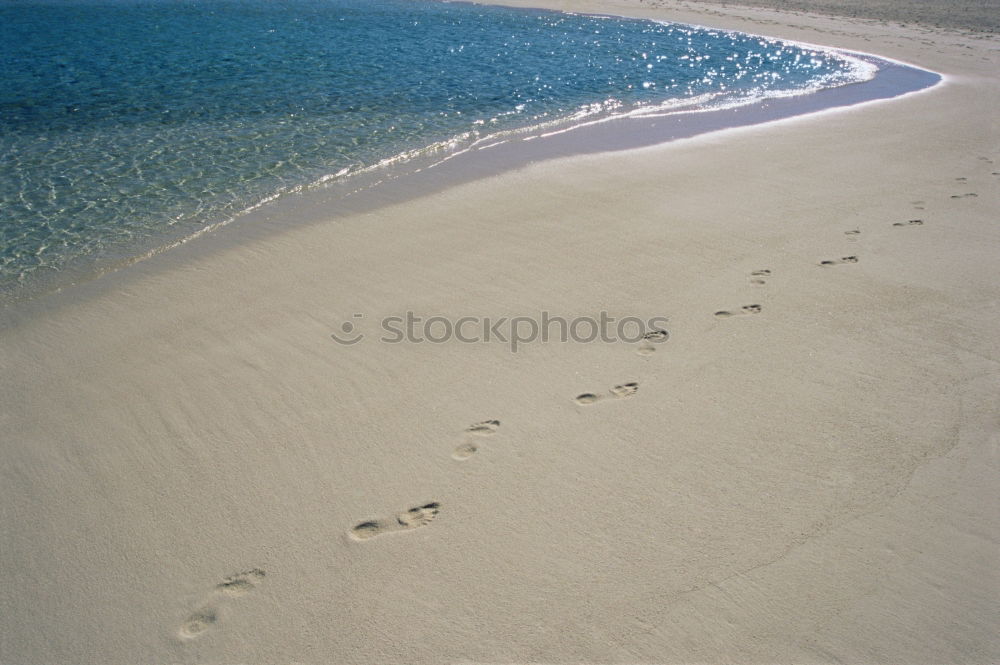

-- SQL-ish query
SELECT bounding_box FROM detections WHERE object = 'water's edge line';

[0,5,941,318]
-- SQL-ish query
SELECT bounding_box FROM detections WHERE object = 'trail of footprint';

[749,269,771,285]
[349,502,441,541]
[893,219,924,227]
[714,304,762,318]
[452,420,500,460]
[636,328,669,356]
[575,382,639,405]
[178,569,266,640]
[819,256,858,267]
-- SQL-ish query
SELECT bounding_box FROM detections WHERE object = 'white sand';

[1,1,998,663]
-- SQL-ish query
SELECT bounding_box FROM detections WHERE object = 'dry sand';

[1,1,998,663]
[681,0,1000,34]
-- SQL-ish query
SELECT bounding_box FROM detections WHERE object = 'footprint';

[179,607,218,640]
[643,329,670,342]
[714,304,762,317]
[955,177,967,182]
[610,382,639,398]
[397,503,441,529]
[465,420,500,436]
[844,229,861,243]
[216,569,266,597]
[349,520,385,541]
[349,502,441,541]
[950,192,978,199]
[452,442,478,461]
[177,568,266,640]
[911,200,926,210]
[819,256,858,266]
[893,219,924,227]
[636,328,669,355]
[749,269,771,285]
[453,420,500,460]
[575,383,638,405]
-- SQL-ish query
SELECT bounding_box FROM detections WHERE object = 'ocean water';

[0,0,873,300]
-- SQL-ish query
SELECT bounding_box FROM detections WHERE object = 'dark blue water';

[0,0,872,298]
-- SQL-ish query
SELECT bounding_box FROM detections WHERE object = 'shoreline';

[1,1,997,664]
[2,40,939,318]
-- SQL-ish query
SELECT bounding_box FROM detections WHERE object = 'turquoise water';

[0,0,871,298]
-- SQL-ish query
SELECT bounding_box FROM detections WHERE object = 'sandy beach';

[1,1,998,663]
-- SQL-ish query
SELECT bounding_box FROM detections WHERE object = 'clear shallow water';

[0,0,872,299]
